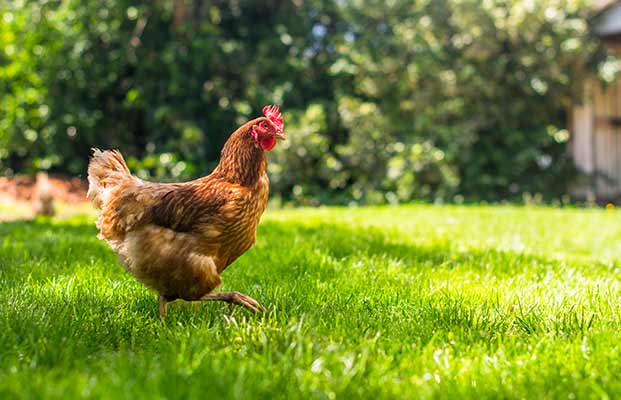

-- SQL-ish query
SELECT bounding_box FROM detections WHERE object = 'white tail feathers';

[87,149,132,209]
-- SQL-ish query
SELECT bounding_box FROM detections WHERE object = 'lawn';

[1,205,621,399]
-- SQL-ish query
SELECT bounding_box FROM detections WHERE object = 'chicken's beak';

[275,130,286,140]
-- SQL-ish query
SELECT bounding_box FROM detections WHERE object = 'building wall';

[572,77,621,200]
[595,2,621,36]
[571,2,621,201]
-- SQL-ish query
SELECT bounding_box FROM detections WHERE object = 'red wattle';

[260,137,276,151]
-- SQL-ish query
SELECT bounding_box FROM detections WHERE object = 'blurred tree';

[0,0,607,203]
[320,0,603,203]
[0,0,343,180]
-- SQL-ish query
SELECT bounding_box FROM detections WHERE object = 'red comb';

[262,105,283,131]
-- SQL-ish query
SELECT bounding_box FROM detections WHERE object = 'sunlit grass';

[0,200,95,221]
[1,205,621,398]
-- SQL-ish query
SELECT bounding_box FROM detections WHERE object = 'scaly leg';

[200,291,265,313]
[158,293,168,318]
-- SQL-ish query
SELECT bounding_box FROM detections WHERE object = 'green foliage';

[0,0,335,178]
[2,205,621,398]
[322,0,603,203]
[0,0,607,203]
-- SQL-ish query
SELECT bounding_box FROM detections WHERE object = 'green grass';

[1,205,621,399]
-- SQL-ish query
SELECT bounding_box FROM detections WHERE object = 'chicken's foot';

[200,291,265,313]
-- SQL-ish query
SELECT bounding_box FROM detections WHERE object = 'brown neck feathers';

[212,119,266,186]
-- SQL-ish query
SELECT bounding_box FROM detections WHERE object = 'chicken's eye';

[261,122,268,129]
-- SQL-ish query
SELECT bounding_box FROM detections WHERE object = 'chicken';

[87,105,285,317]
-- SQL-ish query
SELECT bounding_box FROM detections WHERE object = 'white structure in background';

[572,0,621,201]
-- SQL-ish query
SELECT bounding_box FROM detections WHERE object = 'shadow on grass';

[257,220,581,277]
[1,217,573,278]
[0,218,119,281]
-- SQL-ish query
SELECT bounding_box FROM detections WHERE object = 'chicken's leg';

[200,291,265,313]
[158,293,168,318]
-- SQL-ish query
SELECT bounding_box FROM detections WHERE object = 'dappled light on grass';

[1,205,621,398]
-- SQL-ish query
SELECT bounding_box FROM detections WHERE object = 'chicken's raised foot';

[200,291,265,313]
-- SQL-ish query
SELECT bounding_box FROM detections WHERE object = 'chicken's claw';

[200,291,265,313]
[232,291,265,313]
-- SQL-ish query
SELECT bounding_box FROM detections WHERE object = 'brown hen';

[87,106,285,317]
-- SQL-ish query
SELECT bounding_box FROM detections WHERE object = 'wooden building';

[572,1,621,201]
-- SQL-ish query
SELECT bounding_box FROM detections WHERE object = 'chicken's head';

[251,105,285,151]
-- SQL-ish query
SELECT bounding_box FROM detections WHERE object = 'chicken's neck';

[211,127,266,187]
